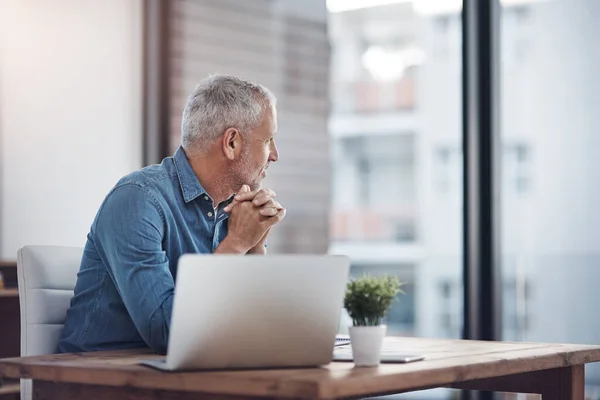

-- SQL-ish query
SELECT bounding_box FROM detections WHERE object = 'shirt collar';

[173,146,207,203]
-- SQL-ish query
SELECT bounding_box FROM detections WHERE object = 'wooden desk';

[1,337,600,400]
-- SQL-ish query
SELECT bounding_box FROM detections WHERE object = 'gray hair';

[181,75,277,153]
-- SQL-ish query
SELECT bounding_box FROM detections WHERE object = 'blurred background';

[1,0,600,399]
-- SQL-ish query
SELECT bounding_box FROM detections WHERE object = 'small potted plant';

[343,274,403,367]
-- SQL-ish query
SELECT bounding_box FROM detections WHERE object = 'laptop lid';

[165,254,350,370]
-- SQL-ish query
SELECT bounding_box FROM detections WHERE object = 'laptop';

[141,254,350,371]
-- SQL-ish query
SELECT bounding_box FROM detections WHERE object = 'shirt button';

[207,211,213,217]
[204,195,209,201]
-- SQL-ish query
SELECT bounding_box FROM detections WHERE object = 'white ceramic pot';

[348,325,387,367]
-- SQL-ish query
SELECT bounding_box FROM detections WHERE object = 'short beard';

[232,147,260,191]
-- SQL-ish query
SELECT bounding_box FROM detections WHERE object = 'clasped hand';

[222,185,286,253]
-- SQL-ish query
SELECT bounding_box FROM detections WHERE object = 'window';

[328,2,463,398]
[501,0,600,396]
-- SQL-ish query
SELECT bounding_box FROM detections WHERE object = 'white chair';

[17,245,83,400]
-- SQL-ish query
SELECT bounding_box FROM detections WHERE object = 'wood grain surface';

[1,337,599,399]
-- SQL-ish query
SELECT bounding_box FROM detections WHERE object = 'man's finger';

[223,185,251,212]
[257,199,282,215]
[260,199,282,211]
[262,208,286,227]
[223,200,240,213]
[252,192,277,206]
[273,208,286,222]
[233,188,275,204]
[259,207,280,217]
[224,188,277,213]
[233,189,260,202]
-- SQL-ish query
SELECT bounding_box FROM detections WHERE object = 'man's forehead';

[267,105,277,134]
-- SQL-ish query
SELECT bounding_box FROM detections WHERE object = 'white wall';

[0,0,143,258]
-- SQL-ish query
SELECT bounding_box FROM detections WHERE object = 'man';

[58,75,285,354]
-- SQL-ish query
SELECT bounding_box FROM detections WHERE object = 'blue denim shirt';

[58,147,232,354]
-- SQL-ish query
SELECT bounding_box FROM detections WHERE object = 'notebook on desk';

[332,338,425,363]
[334,335,350,346]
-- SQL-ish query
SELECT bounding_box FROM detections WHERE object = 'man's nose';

[269,141,279,162]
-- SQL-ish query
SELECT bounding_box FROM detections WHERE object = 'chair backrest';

[17,245,83,400]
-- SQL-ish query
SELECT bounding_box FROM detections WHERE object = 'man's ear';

[221,128,242,160]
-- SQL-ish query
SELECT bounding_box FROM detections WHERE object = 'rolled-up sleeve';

[92,183,173,354]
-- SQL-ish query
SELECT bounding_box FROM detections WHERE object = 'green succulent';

[343,274,404,326]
